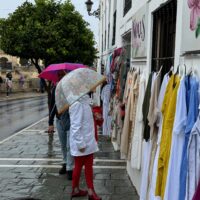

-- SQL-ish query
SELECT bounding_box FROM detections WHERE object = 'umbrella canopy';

[38,62,87,84]
[55,68,106,115]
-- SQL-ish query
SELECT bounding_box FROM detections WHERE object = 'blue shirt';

[179,76,199,200]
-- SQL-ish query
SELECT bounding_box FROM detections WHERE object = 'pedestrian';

[5,73,12,97]
[19,73,25,88]
[39,78,45,93]
[48,70,74,180]
[0,75,3,91]
[69,93,101,200]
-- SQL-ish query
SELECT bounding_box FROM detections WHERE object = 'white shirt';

[69,95,98,157]
[131,72,146,169]
[186,113,200,200]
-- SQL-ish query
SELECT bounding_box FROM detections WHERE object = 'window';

[108,23,110,49]
[112,10,116,45]
[104,30,107,51]
[124,0,132,16]
[151,0,177,75]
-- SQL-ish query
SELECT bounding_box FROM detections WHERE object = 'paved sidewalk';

[0,92,47,102]
[0,118,139,200]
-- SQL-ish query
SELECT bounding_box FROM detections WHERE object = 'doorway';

[151,0,177,75]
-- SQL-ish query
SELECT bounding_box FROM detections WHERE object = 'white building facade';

[97,0,200,196]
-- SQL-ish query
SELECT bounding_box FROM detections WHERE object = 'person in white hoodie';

[69,94,101,200]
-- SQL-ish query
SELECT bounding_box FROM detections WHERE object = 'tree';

[0,0,97,74]
[0,0,97,110]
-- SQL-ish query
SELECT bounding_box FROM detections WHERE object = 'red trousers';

[72,154,94,190]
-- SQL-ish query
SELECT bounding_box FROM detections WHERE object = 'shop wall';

[98,0,200,196]
[174,0,200,76]
[127,0,200,196]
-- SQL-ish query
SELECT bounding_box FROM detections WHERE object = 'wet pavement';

[0,118,139,200]
[0,96,48,140]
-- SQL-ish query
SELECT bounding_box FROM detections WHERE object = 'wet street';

[0,96,48,141]
[0,118,139,200]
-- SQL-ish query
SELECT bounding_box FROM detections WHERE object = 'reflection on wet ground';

[0,96,48,141]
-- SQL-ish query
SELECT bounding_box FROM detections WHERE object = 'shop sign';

[181,0,200,53]
[132,5,148,58]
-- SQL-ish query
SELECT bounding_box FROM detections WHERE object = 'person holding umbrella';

[39,63,87,179]
[48,70,74,179]
[55,68,106,200]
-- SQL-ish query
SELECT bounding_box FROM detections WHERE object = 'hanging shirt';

[192,173,200,200]
[148,74,169,200]
[164,76,187,200]
[101,84,112,136]
[155,74,180,198]
[121,72,137,157]
[131,72,146,169]
[146,71,162,199]
[187,113,200,200]
[142,72,153,141]
[179,77,199,200]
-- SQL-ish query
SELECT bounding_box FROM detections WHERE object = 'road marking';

[0,164,126,169]
[0,117,48,145]
[21,130,44,132]
[0,158,126,163]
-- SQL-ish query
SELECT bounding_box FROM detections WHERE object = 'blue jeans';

[56,118,74,171]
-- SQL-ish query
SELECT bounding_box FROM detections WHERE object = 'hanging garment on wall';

[148,74,169,200]
[146,70,162,198]
[148,71,162,138]
[111,96,123,147]
[123,71,134,104]
[163,76,188,200]
[140,72,157,200]
[155,74,180,198]
[101,83,112,136]
[140,140,152,200]
[106,54,113,77]
[119,60,130,101]
[110,47,123,73]
[128,75,140,160]
[179,77,199,200]
[121,72,137,157]
[187,113,200,200]
[192,177,200,200]
[131,72,146,169]
[142,73,154,141]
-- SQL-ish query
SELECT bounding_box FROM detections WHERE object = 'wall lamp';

[85,0,100,19]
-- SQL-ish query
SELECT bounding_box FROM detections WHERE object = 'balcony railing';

[124,0,132,16]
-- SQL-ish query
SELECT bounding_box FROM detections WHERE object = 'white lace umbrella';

[55,68,106,114]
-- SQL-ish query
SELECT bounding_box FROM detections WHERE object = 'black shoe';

[59,164,67,175]
[67,170,73,180]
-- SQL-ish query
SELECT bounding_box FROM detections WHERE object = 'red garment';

[92,106,103,141]
[72,154,94,189]
[110,48,123,73]
[192,179,200,200]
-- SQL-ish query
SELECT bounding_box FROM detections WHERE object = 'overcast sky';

[0,0,99,43]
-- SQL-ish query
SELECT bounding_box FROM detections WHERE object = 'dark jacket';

[48,86,70,130]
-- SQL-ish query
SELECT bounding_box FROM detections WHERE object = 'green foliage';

[0,0,96,70]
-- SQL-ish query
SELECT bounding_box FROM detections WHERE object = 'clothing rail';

[152,57,174,60]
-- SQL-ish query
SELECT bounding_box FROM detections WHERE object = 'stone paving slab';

[0,118,139,200]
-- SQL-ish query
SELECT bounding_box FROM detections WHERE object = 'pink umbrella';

[38,62,88,84]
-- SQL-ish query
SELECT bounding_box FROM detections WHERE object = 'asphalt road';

[0,96,48,141]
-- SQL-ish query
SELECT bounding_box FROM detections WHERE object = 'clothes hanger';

[158,65,163,74]
[175,65,180,75]
[168,66,174,77]
[187,66,193,76]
